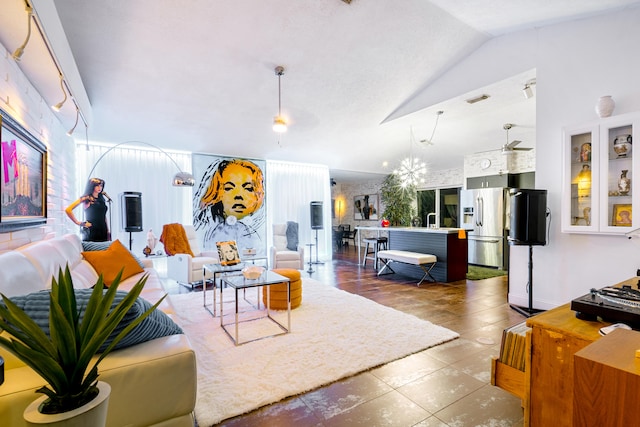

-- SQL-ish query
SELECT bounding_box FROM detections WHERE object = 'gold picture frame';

[612,204,632,226]
[216,240,241,266]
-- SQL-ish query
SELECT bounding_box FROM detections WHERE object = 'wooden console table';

[573,328,640,427]
[525,302,607,427]
[493,277,638,427]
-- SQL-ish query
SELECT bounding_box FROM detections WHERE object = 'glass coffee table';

[202,256,268,316]
[219,270,291,346]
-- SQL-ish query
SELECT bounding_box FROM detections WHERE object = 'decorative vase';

[618,170,631,195]
[595,95,615,118]
[24,381,111,427]
[613,134,632,158]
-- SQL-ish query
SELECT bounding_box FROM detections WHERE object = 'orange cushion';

[82,239,144,287]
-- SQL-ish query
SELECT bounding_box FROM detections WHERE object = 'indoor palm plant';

[0,265,164,426]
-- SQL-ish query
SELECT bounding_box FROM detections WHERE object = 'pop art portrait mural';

[192,154,267,256]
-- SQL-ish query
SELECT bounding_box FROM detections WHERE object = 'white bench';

[376,249,437,286]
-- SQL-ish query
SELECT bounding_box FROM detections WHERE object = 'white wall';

[509,7,640,308]
[0,42,77,250]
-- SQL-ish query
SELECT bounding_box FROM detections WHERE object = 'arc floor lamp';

[86,141,195,187]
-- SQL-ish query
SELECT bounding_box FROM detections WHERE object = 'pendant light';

[12,2,33,61]
[52,73,67,111]
[273,66,287,133]
[66,103,80,136]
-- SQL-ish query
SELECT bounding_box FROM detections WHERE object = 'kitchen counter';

[356,226,464,234]
[355,226,468,282]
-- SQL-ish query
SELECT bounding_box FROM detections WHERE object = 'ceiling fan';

[501,123,532,154]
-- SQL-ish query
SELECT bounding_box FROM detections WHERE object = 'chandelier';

[393,127,427,188]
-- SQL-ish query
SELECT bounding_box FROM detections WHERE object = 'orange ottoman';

[262,268,302,310]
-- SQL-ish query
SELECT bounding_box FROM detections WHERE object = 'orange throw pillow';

[82,239,144,287]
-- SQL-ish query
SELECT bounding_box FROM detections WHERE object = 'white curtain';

[266,160,332,262]
[75,143,193,256]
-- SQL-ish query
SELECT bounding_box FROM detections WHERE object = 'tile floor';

[160,248,527,426]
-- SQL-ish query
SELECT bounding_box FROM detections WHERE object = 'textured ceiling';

[1,0,639,182]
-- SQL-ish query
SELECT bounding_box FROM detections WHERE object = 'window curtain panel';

[75,143,193,257]
[266,160,331,261]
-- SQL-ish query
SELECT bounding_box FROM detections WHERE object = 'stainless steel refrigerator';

[460,188,508,269]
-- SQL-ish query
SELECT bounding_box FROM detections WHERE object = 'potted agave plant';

[0,266,164,427]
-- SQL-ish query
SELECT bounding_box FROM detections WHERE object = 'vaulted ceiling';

[1,0,638,182]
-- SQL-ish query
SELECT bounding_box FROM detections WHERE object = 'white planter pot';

[23,381,111,427]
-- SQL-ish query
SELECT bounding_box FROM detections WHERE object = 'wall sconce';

[273,66,287,133]
[87,141,195,187]
[336,199,344,223]
[523,78,537,99]
[11,2,33,61]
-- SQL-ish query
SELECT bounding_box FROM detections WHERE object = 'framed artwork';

[612,204,632,226]
[354,194,379,221]
[0,109,47,232]
[216,240,241,266]
[192,154,267,255]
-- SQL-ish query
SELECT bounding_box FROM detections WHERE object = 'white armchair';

[165,224,218,286]
[270,223,304,270]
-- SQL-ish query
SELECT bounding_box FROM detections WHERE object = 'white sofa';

[0,234,197,427]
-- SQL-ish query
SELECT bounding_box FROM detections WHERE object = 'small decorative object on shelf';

[613,134,632,158]
[612,204,632,226]
[380,218,390,227]
[584,207,591,226]
[618,170,631,195]
[580,142,591,162]
[596,95,615,118]
[147,229,158,252]
[143,246,152,257]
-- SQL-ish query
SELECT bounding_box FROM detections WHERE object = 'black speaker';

[120,192,143,232]
[310,201,323,230]
[509,188,547,246]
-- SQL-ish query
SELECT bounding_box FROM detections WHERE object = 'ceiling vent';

[465,94,490,104]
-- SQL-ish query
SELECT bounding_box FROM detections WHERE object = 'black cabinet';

[467,174,509,189]
[467,172,535,189]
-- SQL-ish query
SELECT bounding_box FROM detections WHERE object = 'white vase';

[595,95,615,118]
[24,381,111,427]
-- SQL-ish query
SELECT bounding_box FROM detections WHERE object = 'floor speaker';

[509,188,547,246]
[120,192,143,232]
[310,201,323,230]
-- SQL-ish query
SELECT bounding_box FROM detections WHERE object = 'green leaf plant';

[380,173,416,226]
[0,265,165,414]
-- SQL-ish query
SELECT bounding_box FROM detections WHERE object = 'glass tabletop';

[204,256,268,274]
[221,270,289,290]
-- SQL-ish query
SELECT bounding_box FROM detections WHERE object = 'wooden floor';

[166,246,527,426]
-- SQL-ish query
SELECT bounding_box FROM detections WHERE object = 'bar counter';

[356,226,468,283]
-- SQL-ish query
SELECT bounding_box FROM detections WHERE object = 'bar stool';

[362,237,388,269]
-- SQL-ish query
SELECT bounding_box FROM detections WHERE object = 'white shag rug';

[170,278,459,426]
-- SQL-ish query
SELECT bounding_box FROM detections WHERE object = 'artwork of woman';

[65,177,110,242]
[580,143,591,162]
[618,210,632,225]
[193,158,266,253]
